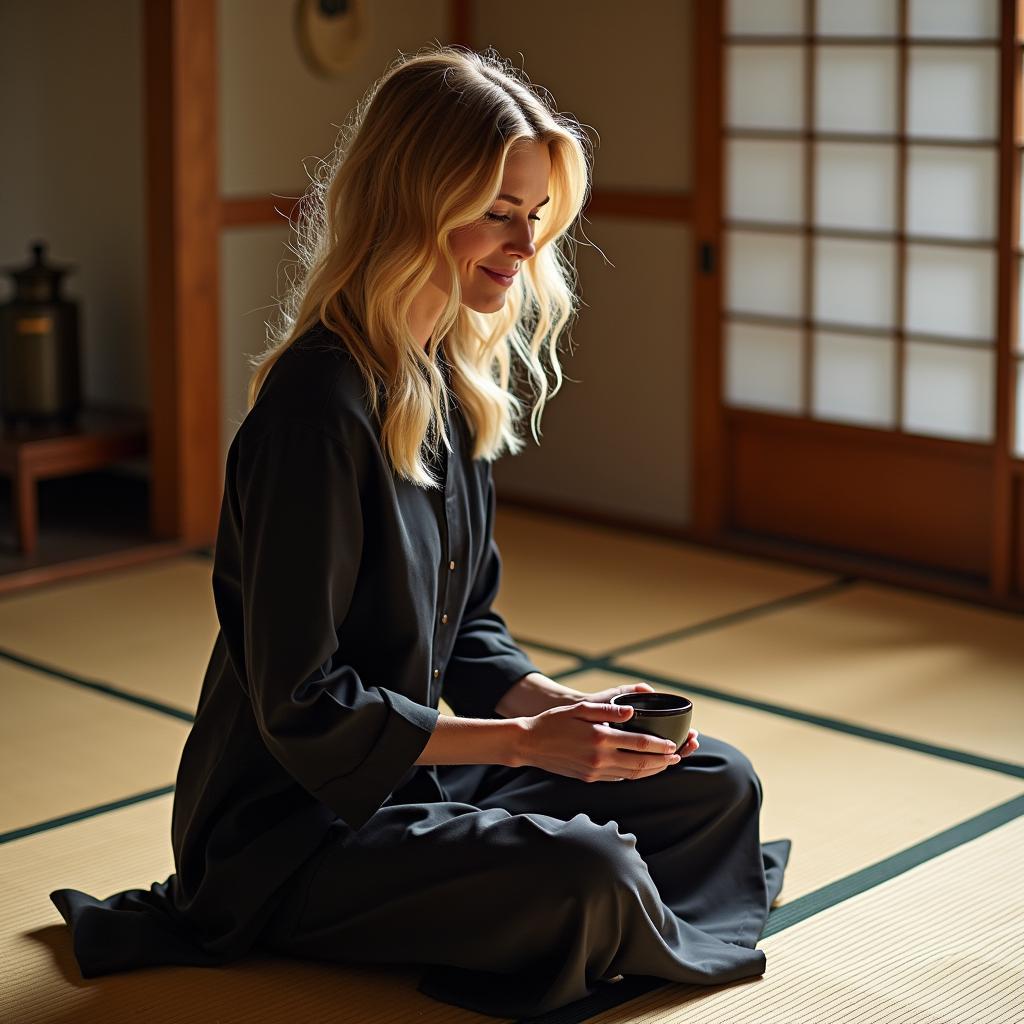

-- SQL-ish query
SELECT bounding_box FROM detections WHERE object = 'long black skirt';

[256,734,791,1019]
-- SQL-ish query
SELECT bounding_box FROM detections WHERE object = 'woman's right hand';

[514,702,682,782]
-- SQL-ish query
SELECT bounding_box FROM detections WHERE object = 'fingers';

[593,724,683,778]
[593,724,678,756]
[573,702,634,722]
[574,712,700,782]
[594,727,700,781]
[611,749,682,777]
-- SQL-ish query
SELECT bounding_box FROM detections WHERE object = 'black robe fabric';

[50,323,542,971]
[254,741,791,1020]
[50,321,792,1019]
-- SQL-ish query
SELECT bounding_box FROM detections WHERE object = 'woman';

[51,44,790,1019]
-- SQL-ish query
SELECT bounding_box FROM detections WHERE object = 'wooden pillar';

[992,0,1021,596]
[450,0,473,47]
[691,0,725,539]
[143,0,221,546]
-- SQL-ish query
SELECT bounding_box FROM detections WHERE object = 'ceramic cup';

[607,692,693,751]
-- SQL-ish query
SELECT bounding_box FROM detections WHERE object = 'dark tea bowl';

[608,692,693,751]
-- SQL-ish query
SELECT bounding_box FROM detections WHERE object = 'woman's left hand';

[579,681,700,757]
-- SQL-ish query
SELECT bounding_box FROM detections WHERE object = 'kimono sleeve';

[239,420,439,831]
[441,464,541,719]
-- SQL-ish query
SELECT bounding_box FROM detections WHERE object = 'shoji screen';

[725,0,998,437]
[702,0,1022,597]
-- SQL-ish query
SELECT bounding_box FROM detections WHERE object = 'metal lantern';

[0,241,82,428]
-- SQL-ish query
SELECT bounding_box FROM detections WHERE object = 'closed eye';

[486,213,542,223]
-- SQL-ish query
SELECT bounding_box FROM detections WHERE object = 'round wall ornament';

[295,0,369,77]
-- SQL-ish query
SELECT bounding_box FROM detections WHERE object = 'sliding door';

[694,0,1023,605]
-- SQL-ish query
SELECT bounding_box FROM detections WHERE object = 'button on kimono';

[50,322,791,1020]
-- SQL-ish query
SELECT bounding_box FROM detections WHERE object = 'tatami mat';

[0,559,219,714]
[0,553,576,716]
[0,795,502,1024]
[5,758,1018,1024]
[492,508,837,655]
[0,662,187,836]
[586,814,1024,1023]
[621,582,1024,766]
[3,520,1021,1024]
[571,669,1024,901]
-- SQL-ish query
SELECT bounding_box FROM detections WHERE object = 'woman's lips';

[481,267,515,286]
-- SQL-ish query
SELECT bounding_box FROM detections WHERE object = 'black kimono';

[51,322,790,1020]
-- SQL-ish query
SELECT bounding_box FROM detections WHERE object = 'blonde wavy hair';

[246,43,593,489]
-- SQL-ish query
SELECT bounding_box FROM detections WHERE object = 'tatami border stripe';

[760,792,1024,935]
[598,577,856,660]
[0,785,175,846]
[518,793,1024,1024]
[0,645,195,723]
[512,576,854,662]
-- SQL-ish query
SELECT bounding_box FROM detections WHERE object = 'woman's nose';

[506,224,536,261]
[506,238,535,261]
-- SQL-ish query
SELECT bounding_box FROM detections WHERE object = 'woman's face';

[435,140,552,312]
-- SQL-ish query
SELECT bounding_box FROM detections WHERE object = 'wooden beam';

[144,0,221,546]
[584,189,691,220]
[221,194,302,228]
[691,0,725,539]
[219,188,692,229]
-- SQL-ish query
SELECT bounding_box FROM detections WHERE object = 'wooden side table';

[0,406,149,556]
